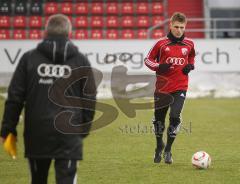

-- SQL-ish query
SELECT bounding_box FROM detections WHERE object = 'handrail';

[147,17,240,39]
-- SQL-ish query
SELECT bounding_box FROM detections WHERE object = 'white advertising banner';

[0,39,240,73]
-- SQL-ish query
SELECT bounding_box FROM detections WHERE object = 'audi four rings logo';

[37,64,72,78]
[165,57,185,65]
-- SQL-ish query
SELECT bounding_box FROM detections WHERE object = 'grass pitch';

[0,96,240,184]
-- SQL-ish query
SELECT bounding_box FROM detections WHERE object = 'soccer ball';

[192,151,211,169]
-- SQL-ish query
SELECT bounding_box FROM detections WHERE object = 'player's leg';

[55,159,78,184]
[164,90,186,164]
[28,158,52,184]
[153,93,170,163]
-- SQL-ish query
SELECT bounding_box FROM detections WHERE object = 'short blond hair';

[46,14,72,37]
[170,12,187,23]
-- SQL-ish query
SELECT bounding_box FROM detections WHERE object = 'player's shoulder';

[183,37,195,47]
[153,36,169,47]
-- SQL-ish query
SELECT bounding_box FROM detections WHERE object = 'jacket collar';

[167,31,185,43]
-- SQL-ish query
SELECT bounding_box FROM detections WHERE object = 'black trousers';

[28,158,77,184]
[154,90,186,134]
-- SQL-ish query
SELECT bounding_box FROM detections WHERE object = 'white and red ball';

[192,151,211,169]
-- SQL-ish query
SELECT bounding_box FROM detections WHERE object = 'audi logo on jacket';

[145,33,196,93]
[0,36,96,160]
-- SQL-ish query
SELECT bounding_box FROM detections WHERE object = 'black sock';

[156,135,164,151]
[165,134,175,152]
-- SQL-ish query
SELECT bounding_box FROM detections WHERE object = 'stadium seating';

[106,16,118,28]
[13,16,26,28]
[75,3,88,15]
[30,2,42,15]
[13,29,27,39]
[0,1,11,15]
[29,16,42,28]
[75,30,88,39]
[44,2,58,15]
[29,30,43,39]
[121,29,135,39]
[0,0,206,39]
[106,29,119,39]
[0,16,10,28]
[0,29,10,39]
[14,1,27,15]
[75,16,88,28]
[60,2,73,15]
[137,29,148,39]
[91,29,103,39]
[136,2,149,15]
[106,2,119,15]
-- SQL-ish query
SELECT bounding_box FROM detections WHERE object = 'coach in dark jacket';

[0,14,96,184]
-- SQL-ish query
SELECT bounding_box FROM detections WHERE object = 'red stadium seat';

[75,30,88,39]
[91,29,103,39]
[106,29,119,39]
[75,3,88,15]
[152,2,163,14]
[44,2,58,15]
[152,16,164,26]
[13,16,26,28]
[136,2,149,14]
[121,2,134,14]
[121,29,135,39]
[91,2,104,14]
[29,16,42,28]
[121,16,134,28]
[137,16,150,28]
[106,2,118,15]
[106,16,118,28]
[152,29,164,39]
[90,16,104,28]
[137,29,148,39]
[13,29,27,39]
[29,30,42,39]
[0,16,10,28]
[75,16,88,28]
[0,29,10,39]
[60,2,73,15]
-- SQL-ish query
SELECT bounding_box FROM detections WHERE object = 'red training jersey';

[145,36,195,93]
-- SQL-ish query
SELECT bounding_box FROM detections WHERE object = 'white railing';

[147,17,240,39]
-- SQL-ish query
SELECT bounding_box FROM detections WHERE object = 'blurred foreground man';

[1,14,96,184]
[145,12,195,164]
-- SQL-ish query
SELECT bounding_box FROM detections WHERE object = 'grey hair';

[45,14,72,37]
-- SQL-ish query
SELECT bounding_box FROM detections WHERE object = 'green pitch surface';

[0,97,240,184]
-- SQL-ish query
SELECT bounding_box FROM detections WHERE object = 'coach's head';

[45,14,72,38]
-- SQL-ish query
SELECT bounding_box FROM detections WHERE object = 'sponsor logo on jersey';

[37,63,72,78]
[181,48,188,55]
[165,57,185,65]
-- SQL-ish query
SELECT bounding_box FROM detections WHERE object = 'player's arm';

[0,53,28,139]
[144,42,160,71]
[182,43,195,75]
[145,41,172,73]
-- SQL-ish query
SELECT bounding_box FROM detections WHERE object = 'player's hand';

[182,64,194,75]
[158,63,172,74]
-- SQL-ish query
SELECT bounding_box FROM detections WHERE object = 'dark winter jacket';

[0,36,96,159]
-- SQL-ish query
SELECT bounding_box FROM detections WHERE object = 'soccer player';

[0,14,96,184]
[145,12,195,164]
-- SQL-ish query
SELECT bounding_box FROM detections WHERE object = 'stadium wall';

[0,39,240,98]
